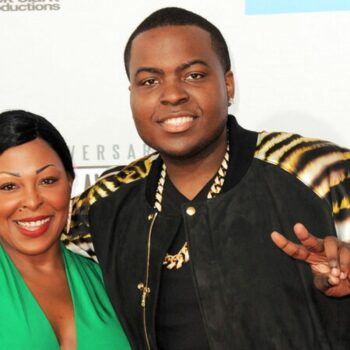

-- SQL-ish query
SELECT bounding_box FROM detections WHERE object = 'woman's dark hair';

[0,110,75,179]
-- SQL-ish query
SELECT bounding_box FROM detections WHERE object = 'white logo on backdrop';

[70,142,154,196]
[0,0,60,12]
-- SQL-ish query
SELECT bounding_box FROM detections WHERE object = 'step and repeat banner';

[1,0,349,195]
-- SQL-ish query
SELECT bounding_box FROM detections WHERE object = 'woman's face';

[0,138,72,258]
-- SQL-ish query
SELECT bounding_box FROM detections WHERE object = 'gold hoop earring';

[66,199,73,234]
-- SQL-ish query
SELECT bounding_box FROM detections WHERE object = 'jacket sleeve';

[325,147,350,241]
[61,165,125,261]
[255,131,350,241]
[61,155,156,260]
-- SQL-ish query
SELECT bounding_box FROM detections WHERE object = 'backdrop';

[1,0,349,195]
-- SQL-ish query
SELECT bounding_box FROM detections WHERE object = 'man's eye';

[0,183,17,191]
[186,73,205,80]
[41,177,58,185]
[142,78,159,86]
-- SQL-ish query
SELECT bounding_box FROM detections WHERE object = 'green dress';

[0,244,130,349]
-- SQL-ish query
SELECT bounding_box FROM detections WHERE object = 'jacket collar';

[145,115,258,206]
[223,115,258,192]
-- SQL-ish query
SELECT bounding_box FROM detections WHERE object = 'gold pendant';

[137,283,150,307]
[163,242,190,269]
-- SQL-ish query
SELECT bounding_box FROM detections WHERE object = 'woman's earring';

[228,97,234,106]
[66,199,73,234]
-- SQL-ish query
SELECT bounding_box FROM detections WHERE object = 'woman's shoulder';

[61,244,103,279]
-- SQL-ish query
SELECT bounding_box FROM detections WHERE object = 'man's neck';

[161,132,228,200]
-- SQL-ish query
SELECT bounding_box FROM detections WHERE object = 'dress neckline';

[0,243,76,348]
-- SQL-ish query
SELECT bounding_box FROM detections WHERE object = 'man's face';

[128,25,234,160]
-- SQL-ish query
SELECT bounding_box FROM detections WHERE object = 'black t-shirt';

[155,176,211,350]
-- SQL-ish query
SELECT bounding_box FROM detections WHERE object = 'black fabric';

[184,161,348,349]
[221,116,258,193]
[151,115,256,348]
[86,116,350,349]
[155,177,211,350]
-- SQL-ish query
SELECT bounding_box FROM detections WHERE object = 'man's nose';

[160,79,189,106]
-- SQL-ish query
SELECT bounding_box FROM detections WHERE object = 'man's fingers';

[339,245,350,279]
[271,231,309,261]
[271,231,287,248]
[324,236,340,275]
[313,274,335,292]
[293,223,323,253]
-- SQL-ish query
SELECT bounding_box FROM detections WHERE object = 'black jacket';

[67,116,350,349]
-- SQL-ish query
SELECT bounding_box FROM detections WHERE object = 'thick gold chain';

[155,141,230,270]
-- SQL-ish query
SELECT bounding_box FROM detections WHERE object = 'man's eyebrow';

[176,59,209,72]
[134,67,164,76]
[0,164,55,177]
[134,60,209,77]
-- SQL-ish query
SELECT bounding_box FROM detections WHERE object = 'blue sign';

[246,0,350,15]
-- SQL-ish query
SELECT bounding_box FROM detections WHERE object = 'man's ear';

[225,70,235,102]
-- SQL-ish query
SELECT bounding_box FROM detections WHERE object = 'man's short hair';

[124,7,231,79]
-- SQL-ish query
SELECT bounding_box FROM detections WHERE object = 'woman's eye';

[41,177,58,185]
[0,183,17,191]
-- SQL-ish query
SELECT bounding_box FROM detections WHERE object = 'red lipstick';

[15,216,52,238]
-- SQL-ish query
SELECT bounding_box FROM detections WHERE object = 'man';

[67,7,350,349]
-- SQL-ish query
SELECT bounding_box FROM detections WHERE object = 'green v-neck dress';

[0,244,130,349]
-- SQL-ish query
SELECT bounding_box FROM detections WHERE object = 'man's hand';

[271,223,350,297]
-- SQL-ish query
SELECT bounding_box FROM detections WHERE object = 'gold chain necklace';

[154,141,230,270]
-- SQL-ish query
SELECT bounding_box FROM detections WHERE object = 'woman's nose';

[20,187,43,211]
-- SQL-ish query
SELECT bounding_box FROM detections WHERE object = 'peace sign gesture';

[271,223,350,297]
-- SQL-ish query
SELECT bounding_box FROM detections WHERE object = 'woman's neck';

[2,241,64,274]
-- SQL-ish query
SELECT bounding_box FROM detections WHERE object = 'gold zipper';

[137,212,158,350]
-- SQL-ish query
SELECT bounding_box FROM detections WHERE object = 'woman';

[0,110,130,349]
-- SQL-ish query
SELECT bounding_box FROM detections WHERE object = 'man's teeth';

[17,218,50,228]
[163,116,193,126]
